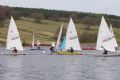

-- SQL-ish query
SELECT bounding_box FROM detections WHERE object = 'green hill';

[0,5,120,46]
[0,17,120,46]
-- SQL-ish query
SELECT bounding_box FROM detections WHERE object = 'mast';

[32,32,35,48]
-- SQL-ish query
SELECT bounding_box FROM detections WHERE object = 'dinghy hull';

[0,52,27,56]
[89,53,120,57]
[56,51,82,55]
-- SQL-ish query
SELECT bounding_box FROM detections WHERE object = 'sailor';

[115,47,117,50]
[50,46,53,52]
[50,42,55,53]
[103,48,108,54]
[31,41,34,47]
[70,47,74,53]
[101,46,108,54]
[12,47,17,53]
[37,40,40,50]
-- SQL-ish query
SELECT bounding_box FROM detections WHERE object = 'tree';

[83,16,94,30]
[0,5,11,18]
[0,11,6,27]
[79,32,97,43]
[22,39,27,46]
[54,25,66,41]
[70,14,78,22]
[10,11,21,20]
[53,15,59,22]
[32,13,44,23]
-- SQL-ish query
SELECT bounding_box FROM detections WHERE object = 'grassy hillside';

[0,17,120,46]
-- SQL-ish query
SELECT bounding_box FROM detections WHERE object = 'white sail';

[96,18,103,51]
[37,40,40,46]
[51,42,55,47]
[32,33,35,48]
[109,24,118,47]
[96,16,115,51]
[65,18,81,51]
[55,24,63,50]
[6,16,23,51]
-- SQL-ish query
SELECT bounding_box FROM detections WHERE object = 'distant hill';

[0,5,120,27]
[0,5,120,45]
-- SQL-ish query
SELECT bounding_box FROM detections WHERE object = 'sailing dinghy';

[30,32,36,50]
[95,16,120,57]
[1,16,26,55]
[30,33,43,50]
[56,18,82,55]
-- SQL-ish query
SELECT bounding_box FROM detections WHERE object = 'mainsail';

[96,16,115,51]
[60,36,66,50]
[37,40,40,46]
[65,18,81,51]
[51,42,55,47]
[55,24,63,50]
[109,24,118,47]
[6,16,23,51]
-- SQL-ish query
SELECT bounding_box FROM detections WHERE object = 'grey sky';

[0,0,120,16]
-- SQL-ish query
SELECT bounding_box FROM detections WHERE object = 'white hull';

[81,50,120,57]
[93,53,120,57]
[83,51,120,57]
[0,51,27,55]
[30,48,43,50]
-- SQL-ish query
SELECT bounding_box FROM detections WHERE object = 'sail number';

[69,36,77,40]
[11,36,19,40]
[102,37,112,42]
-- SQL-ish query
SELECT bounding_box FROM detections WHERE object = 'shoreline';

[0,43,119,48]
[0,43,96,47]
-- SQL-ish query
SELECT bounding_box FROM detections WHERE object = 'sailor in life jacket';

[101,46,108,54]
[50,42,55,52]
[12,47,17,53]
[37,40,41,50]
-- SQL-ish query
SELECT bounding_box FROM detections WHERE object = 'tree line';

[0,5,120,28]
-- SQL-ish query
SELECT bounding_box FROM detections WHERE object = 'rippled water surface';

[0,47,120,80]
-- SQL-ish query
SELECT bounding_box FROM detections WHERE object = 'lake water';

[0,46,120,80]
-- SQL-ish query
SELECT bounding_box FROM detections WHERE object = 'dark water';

[0,47,120,80]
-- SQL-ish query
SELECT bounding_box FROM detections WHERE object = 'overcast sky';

[0,0,120,16]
